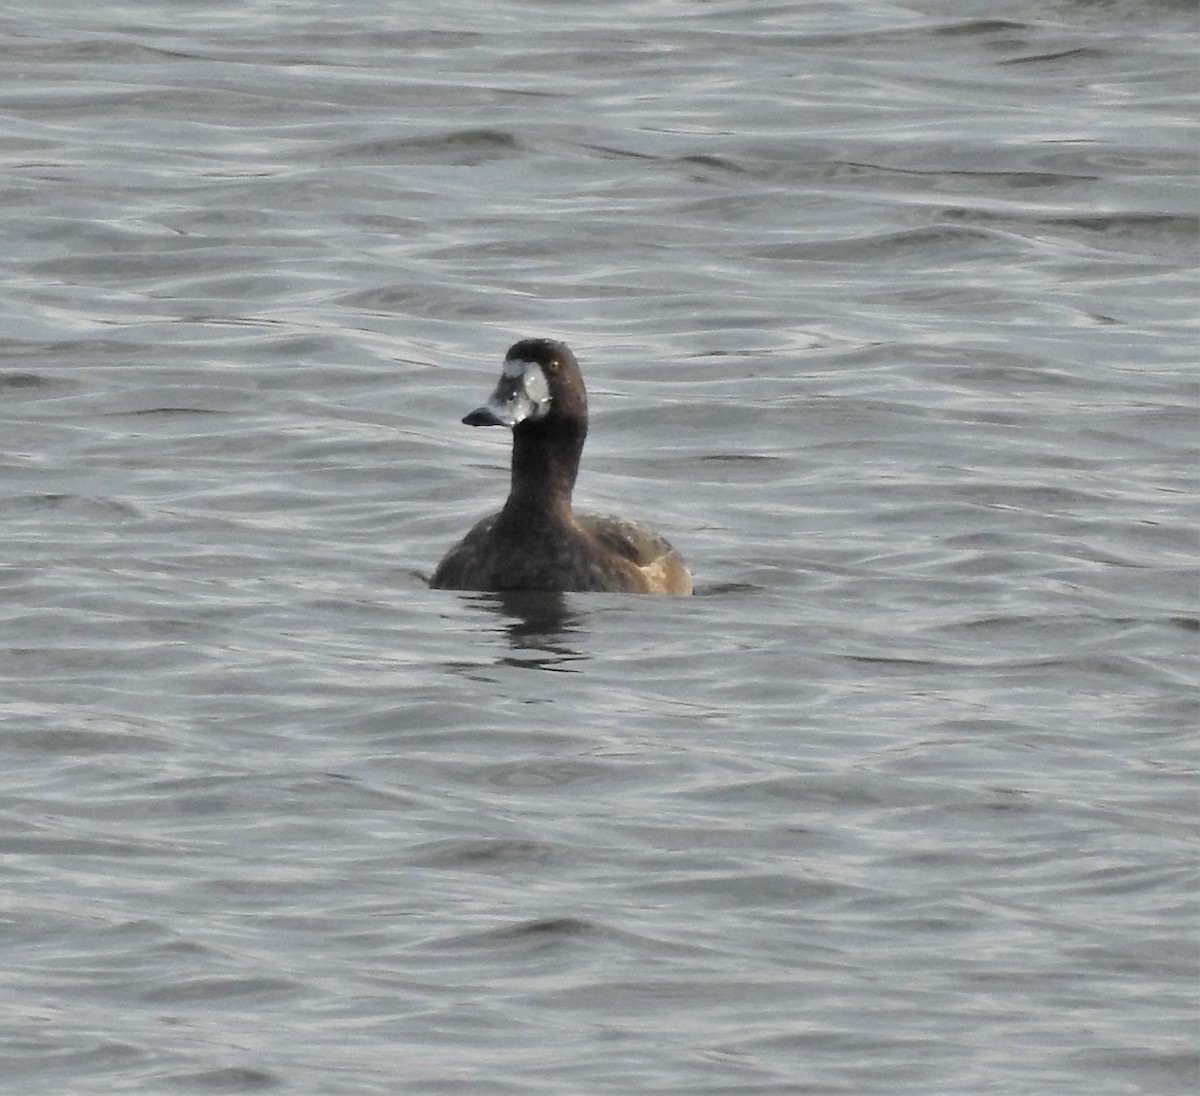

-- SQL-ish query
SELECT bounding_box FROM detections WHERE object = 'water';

[1,1,1196,1093]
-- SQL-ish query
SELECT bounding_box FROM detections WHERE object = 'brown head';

[463,338,588,510]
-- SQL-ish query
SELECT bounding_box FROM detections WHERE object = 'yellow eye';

[546,359,559,372]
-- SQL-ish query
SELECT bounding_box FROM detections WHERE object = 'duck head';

[463,338,587,432]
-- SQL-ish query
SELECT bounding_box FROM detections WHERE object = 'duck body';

[433,508,691,595]
[431,338,691,596]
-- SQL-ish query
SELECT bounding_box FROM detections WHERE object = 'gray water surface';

[1,1,1197,1093]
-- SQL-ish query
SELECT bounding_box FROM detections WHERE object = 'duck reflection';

[479,590,583,668]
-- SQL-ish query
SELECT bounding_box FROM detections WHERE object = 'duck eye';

[546,359,559,372]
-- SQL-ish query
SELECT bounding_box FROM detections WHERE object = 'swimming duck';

[431,338,692,595]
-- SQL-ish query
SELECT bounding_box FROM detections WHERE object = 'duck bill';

[462,363,548,428]
[462,401,515,427]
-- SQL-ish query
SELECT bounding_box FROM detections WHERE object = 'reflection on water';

[481,590,586,665]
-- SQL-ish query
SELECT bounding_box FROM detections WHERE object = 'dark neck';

[501,421,586,524]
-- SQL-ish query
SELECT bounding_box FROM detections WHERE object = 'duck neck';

[501,421,585,526]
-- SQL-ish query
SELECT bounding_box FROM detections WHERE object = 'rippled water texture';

[1,1,1197,1093]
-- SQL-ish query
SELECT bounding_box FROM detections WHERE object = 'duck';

[431,338,692,595]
